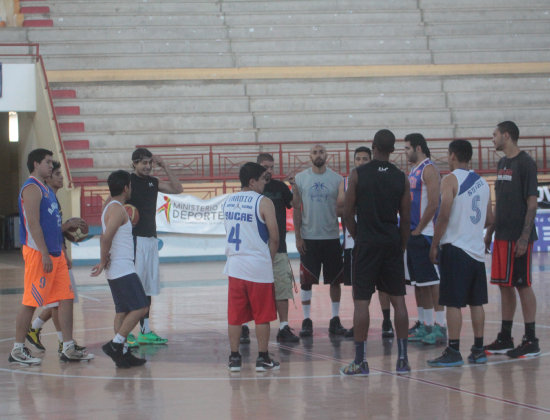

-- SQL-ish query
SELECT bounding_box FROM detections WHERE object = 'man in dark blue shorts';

[341,129,411,376]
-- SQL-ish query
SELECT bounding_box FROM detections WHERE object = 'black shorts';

[439,244,488,308]
[343,248,353,286]
[407,234,439,286]
[352,242,406,301]
[108,273,149,313]
[300,239,343,286]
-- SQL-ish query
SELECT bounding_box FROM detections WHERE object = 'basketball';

[124,204,140,227]
[64,218,89,243]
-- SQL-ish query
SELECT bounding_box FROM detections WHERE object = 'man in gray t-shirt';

[293,144,348,337]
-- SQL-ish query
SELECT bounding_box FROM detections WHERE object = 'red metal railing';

[0,43,72,186]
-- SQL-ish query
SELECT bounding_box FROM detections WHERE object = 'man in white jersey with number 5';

[224,162,280,372]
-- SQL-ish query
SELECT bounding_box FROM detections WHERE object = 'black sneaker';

[467,346,488,364]
[256,354,280,372]
[396,358,411,374]
[484,333,514,355]
[277,325,300,343]
[427,347,464,367]
[344,326,354,338]
[228,354,242,372]
[408,320,421,335]
[299,318,313,337]
[240,325,250,345]
[328,316,347,335]
[382,319,395,338]
[123,350,147,366]
[506,336,540,359]
[102,341,130,368]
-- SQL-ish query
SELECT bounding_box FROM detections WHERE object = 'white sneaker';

[60,343,95,362]
[9,346,42,366]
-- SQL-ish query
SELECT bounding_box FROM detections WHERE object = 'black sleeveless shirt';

[127,173,159,237]
[355,160,405,246]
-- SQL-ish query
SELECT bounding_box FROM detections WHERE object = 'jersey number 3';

[470,195,481,224]
[228,223,242,251]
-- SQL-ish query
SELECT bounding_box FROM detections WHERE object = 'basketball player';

[225,163,280,372]
[341,130,411,375]
[26,161,87,354]
[404,133,446,345]
[126,148,183,346]
[293,144,348,337]
[484,121,540,358]
[10,149,91,365]
[92,170,149,368]
[427,140,494,367]
[337,146,394,339]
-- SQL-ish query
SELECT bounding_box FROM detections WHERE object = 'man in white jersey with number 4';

[224,162,280,372]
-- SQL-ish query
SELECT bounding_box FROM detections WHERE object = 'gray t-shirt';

[295,167,343,240]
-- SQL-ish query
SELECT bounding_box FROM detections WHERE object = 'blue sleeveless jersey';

[19,177,63,256]
[409,158,439,236]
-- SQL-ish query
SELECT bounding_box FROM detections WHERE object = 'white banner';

[155,193,228,235]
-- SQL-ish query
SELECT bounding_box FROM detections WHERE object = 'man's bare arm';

[399,177,411,251]
[155,155,184,194]
[515,195,538,257]
[260,197,279,260]
[22,185,52,272]
[429,174,457,264]
[412,164,440,235]
[343,170,358,239]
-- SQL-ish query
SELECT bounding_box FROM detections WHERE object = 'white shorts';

[134,236,160,296]
[45,269,78,307]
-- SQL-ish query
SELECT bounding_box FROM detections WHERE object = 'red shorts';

[22,245,74,307]
[227,277,277,325]
[490,240,533,288]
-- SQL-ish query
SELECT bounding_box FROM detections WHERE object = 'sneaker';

[299,318,313,337]
[126,333,139,348]
[102,341,130,368]
[382,319,395,339]
[328,316,347,335]
[26,328,45,351]
[123,350,147,366]
[58,341,87,354]
[9,346,42,366]
[340,360,369,376]
[421,324,447,345]
[240,325,251,345]
[60,342,95,362]
[484,333,514,355]
[427,347,464,367]
[345,326,354,338]
[468,346,488,364]
[408,320,421,335]
[506,336,541,359]
[137,331,168,345]
[396,358,411,374]
[408,323,430,342]
[276,325,300,343]
[228,354,242,372]
[256,354,280,372]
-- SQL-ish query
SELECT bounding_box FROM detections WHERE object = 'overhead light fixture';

[9,111,19,143]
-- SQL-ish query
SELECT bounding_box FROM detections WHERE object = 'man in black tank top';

[126,148,183,346]
[341,129,412,376]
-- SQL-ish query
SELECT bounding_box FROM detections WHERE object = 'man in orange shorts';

[10,149,92,365]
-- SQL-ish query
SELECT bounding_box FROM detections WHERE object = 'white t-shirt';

[223,191,274,283]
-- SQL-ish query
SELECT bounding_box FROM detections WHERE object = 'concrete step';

[58,97,250,114]
[57,114,254,131]
[420,0,550,9]
[220,0,418,13]
[452,107,550,125]
[455,123,550,138]
[425,21,550,36]
[38,39,231,55]
[442,76,550,92]
[447,91,550,108]
[250,93,446,112]
[27,26,229,42]
[429,34,550,50]
[0,29,28,42]
[223,10,422,25]
[423,9,550,23]
[46,1,220,13]
[254,109,451,128]
[245,78,443,95]
[230,37,428,52]
[43,14,225,27]
[433,49,550,64]
[51,82,245,99]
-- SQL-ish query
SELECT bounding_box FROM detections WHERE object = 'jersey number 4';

[228,223,242,251]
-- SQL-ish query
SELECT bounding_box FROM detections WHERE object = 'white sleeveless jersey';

[441,169,489,262]
[101,200,135,280]
[223,191,273,283]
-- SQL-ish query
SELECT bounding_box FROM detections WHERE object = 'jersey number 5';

[470,195,481,224]
[228,223,242,251]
